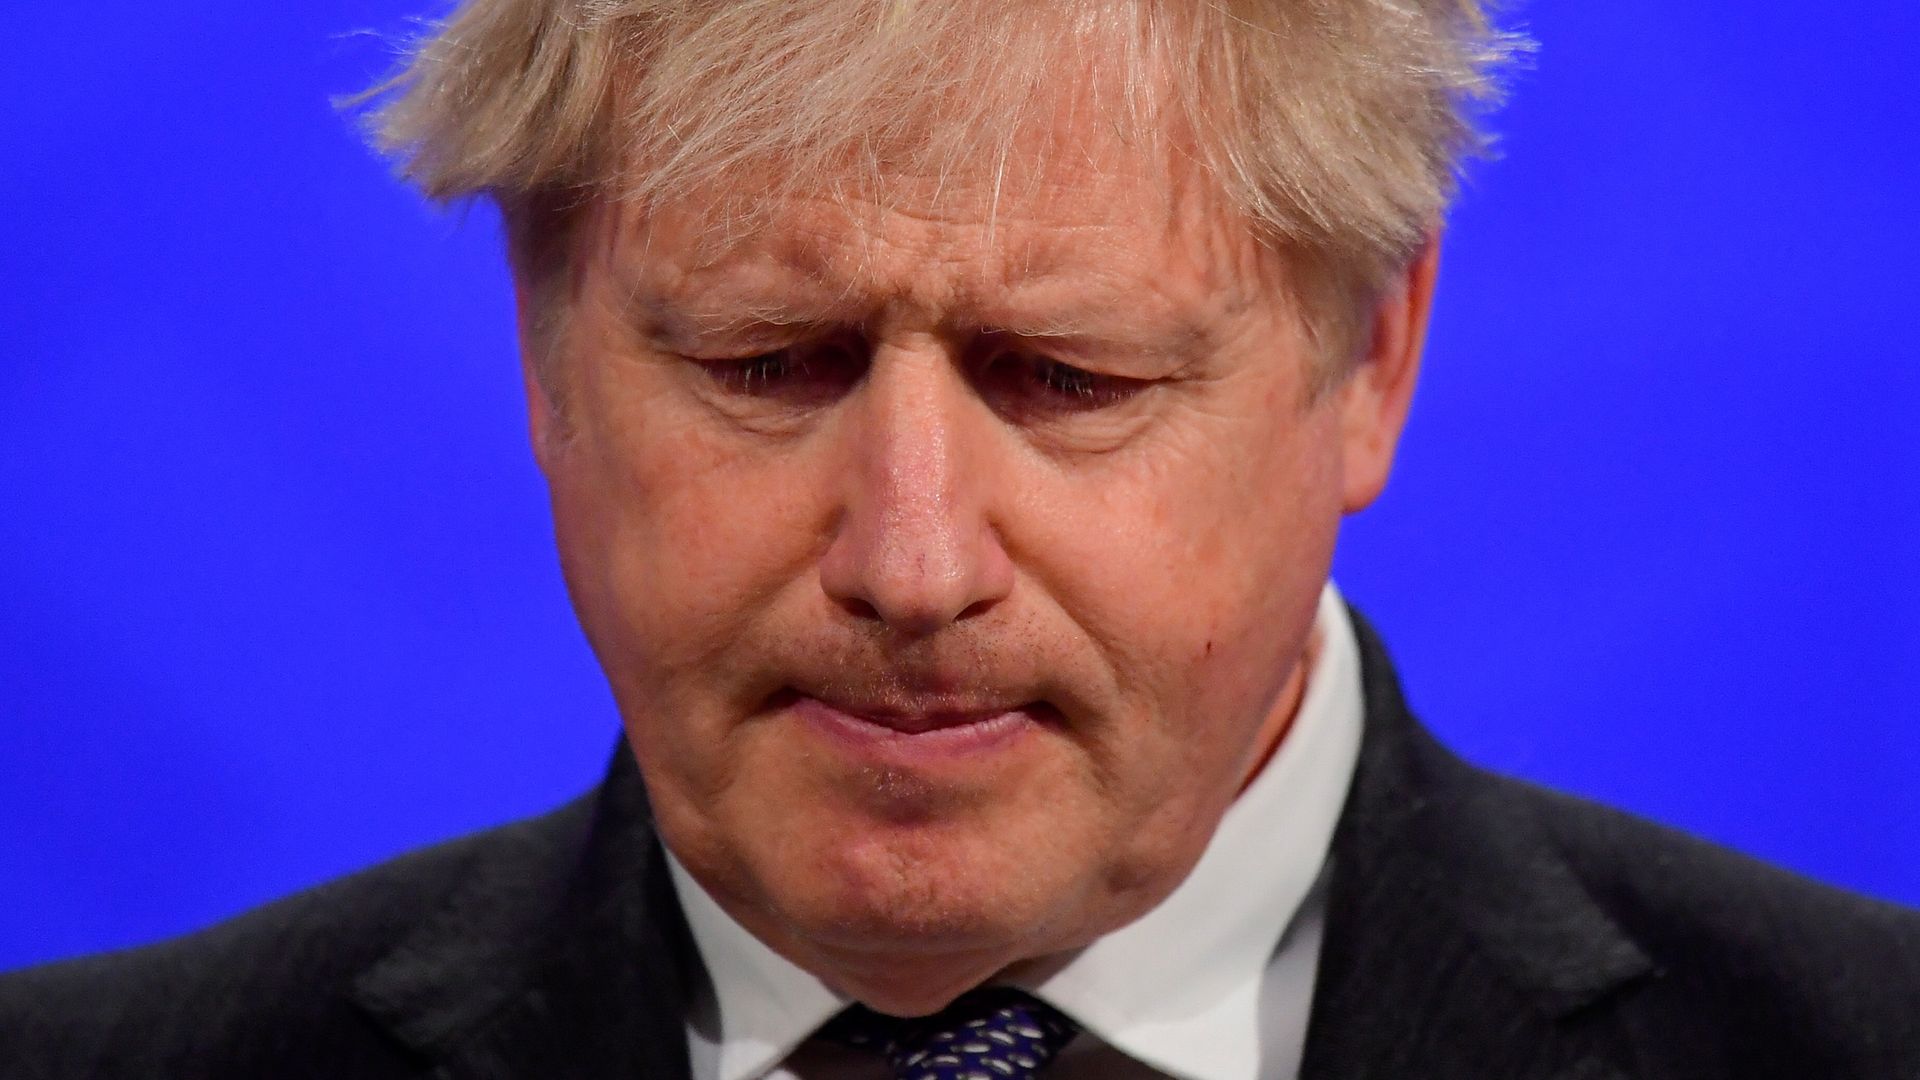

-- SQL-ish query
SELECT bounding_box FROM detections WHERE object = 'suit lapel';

[1300,612,1653,1080]
[352,743,696,1080]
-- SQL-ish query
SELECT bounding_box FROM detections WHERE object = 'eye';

[706,350,804,393]
[978,349,1147,414]
[694,340,863,404]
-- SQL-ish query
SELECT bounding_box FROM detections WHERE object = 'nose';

[818,348,1015,636]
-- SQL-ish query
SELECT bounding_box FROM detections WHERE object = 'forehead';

[575,1,1311,341]
[604,145,1285,344]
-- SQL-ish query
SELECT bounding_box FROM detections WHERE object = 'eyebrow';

[966,305,1218,363]
[618,276,865,349]
[621,245,1224,365]
[637,295,1216,370]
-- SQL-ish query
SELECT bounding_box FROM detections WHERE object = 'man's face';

[527,136,1423,1010]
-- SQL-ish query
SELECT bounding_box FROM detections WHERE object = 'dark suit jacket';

[5,616,1918,1078]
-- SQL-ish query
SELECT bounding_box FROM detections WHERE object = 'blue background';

[2,1,1915,972]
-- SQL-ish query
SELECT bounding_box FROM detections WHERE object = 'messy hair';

[356,0,1525,377]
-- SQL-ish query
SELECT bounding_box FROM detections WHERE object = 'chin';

[834,966,1017,1018]
[770,819,1078,959]
[669,733,1171,983]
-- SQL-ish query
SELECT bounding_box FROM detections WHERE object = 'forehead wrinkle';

[970,199,1261,359]
[808,190,1208,324]
[615,143,1263,359]
[621,229,872,339]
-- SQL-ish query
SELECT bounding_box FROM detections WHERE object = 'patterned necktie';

[819,986,1079,1080]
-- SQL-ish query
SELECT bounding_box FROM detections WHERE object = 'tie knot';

[821,986,1078,1080]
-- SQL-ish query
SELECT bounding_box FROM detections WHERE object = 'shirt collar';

[667,582,1365,1080]
[668,851,845,1080]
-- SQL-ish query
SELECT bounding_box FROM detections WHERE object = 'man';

[4,0,1916,1077]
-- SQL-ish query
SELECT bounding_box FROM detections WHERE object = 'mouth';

[773,688,1058,761]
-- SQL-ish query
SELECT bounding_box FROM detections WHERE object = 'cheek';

[1018,401,1343,770]
[548,380,826,700]
[1170,409,1342,691]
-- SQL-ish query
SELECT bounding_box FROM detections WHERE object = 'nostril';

[956,597,998,622]
[837,595,882,622]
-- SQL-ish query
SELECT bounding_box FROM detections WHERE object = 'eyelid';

[666,333,807,362]
[685,338,869,410]
[974,347,1154,415]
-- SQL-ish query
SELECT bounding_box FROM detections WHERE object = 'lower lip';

[792,696,1040,764]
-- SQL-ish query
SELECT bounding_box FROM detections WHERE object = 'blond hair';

[356,0,1524,373]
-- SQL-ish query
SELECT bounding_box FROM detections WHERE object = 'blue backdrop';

[2,2,1915,972]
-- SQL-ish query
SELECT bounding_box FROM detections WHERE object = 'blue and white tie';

[821,986,1079,1080]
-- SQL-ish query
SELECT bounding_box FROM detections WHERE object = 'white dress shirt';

[667,583,1365,1080]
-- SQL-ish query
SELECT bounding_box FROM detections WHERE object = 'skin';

[518,127,1434,1015]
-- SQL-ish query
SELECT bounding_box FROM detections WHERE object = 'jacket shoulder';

[1502,772,1920,1070]
[0,796,592,1079]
